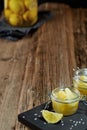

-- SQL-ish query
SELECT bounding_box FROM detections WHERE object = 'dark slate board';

[18,101,87,130]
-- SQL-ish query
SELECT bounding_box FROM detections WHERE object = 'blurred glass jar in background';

[4,0,38,27]
[73,68,87,98]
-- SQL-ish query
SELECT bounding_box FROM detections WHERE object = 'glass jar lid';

[74,68,87,83]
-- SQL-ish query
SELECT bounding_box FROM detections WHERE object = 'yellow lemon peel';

[41,110,63,124]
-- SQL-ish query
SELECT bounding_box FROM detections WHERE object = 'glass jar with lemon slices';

[4,0,38,27]
[50,87,80,116]
[73,68,87,100]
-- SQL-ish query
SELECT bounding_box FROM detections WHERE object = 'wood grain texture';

[0,3,87,130]
[72,8,87,67]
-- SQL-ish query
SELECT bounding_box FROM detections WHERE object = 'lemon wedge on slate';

[41,110,63,124]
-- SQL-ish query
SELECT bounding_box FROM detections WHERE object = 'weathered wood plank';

[16,4,76,130]
[72,8,87,67]
[0,37,33,130]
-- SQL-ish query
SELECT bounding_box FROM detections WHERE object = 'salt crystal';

[76,121,78,124]
[61,120,64,123]
[22,116,25,119]
[82,122,85,125]
[44,122,47,125]
[71,125,74,127]
[73,121,75,123]
[74,123,77,126]
[38,115,41,117]
[70,119,73,122]
[61,123,64,126]
[80,118,83,121]
[79,121,81,124]
[34,117,37,120]
[34,113,38,116]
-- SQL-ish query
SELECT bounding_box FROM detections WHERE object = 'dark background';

[0,0,3,12]
[38,0,87,8]
[0,0,87,12]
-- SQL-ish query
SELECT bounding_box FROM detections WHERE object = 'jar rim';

[74,68,87,83]
[51,87,80,104]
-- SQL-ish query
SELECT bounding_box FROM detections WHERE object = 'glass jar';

[4,0,38,27]
[50,87,80,116]
[73,68,87,97]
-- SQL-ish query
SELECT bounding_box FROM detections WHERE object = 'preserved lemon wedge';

[56,90,67,100]
[41,110,63,124]
[65,88,76,99]
[80,75,87,82]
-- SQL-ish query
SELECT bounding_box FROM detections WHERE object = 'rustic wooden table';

[0,3,87,130]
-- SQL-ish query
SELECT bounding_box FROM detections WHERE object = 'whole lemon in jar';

[4,9,12,20]
[24,0,37,10]
[9,0,25,14]
[23,8,38,25]
[9,14,23,26]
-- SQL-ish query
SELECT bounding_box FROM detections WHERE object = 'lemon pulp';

[55,90,67,100]
[55,88,76,100]
[41,110,63,124]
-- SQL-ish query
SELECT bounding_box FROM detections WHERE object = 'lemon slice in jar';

[65,88,76,99]
[41,110,63,124]
[80,75,87,82]
[56,90,67,100]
